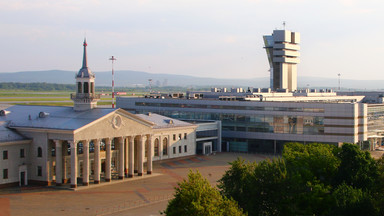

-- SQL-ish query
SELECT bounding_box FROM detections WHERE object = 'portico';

[48,110,183,188]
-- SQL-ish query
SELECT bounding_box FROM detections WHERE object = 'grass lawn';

[0,90,142,107]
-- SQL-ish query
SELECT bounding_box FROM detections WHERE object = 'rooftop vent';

[0,110,10,116]
[164,119,174,125]
[39,112,50,118]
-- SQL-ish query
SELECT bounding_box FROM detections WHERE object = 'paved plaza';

[0,152,271,216]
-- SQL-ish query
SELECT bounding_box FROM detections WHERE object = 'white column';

[54,140,63,186]
[94,139,101,184]
[147,135,153,174]
[83,140,89,186]
[118,137,124,179]
[69,140,77,188]
[105,138,112,182]
[134,137,138,173]
[128,136,134,178]
[125,138,129,177]
[63,143,68,183]
[138,135,144,176]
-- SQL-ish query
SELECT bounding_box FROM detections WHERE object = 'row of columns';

[53,135,154,188]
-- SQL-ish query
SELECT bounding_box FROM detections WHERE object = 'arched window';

[84,82,89,93]
[37,147,42,157]
[162,138,168,156]
[154,139,159,156]
[77,82,82,93]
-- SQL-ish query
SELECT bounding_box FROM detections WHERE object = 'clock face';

[112,115,122,129]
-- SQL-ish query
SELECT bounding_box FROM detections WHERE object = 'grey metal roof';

[0,105,191,132]
[0,121,28,142]
[136,113,193,129]
[1,105,116,131]
[77,67,94,78]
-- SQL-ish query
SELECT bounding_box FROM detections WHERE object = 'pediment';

[74,109,155,141]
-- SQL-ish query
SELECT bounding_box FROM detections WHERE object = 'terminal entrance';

[203,142,212,155]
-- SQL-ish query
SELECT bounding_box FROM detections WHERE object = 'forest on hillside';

[0,82,202,92]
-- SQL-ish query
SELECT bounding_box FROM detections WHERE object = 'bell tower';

[71,39,100,111]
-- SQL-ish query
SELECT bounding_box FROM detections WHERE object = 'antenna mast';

[338,73,341,91]
[148,79,153,93]
[109,56,117,108]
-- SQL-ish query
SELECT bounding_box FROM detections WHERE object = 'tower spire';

[72,38,100,111]
[82,38,88,68]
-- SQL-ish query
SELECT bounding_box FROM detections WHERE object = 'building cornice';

[8,126,74,134]
[0,139,32,146]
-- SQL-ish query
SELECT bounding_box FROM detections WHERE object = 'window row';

[140,110,326,135]
[172,133,188,141]
[135,102,325,113]
[172,145,188,154]
[2,149,25,160]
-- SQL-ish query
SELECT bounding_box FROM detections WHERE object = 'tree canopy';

[218,143,384,215]
[162,170,246,216]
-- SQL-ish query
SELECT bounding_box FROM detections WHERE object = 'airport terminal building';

[117,29,384,154]
[117,90,373,154]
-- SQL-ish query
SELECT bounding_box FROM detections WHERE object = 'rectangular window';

[184,133,187,139]
[37,166,42,177]
[3,169,8,179]
[173,147,176,154]
[184,145,187,152]
[178,134,182,140]
[3,151,8,160]
[51,147,56,157]
[179,146,182,153]
[20,149,25,158]
[173,134,176,141]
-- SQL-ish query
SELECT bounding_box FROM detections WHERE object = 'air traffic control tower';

[263,30,300,92]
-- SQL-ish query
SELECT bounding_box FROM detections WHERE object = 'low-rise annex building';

[0,40,197,188]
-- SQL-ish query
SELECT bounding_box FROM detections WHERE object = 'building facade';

[117,92,368,154]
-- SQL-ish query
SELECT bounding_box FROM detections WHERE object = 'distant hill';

[0,70,383,90]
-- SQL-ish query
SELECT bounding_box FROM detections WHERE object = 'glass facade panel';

[136,108,324,135]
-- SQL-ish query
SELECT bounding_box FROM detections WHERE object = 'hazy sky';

[0,0,383,80]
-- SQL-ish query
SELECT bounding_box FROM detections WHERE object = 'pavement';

[370,150,384,159]
[0,152,271,216]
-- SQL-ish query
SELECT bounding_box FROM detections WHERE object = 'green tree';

[334,143,379,190]
[219,143,384,215]
[219,158,293,216]
[330,183,379,216]
[218,158,255,212]
[163,170,246,216]
[283,142,339,185]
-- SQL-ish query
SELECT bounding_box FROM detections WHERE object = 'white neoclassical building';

[0,40,197,188]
